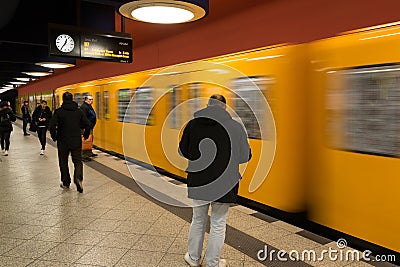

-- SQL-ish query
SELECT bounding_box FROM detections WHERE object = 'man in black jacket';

[32,100,52,155]
[49,92,91,193]
[21,101,31,136]
[179,94,251,267]
[80,95,97,161]
[0,101,17,156]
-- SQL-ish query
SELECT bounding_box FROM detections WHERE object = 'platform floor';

[0,121,397,267]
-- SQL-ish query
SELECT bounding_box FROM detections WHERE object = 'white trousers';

[188,199,230,267]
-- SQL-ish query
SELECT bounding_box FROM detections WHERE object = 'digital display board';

[81,34,131,63]
[49,25,132,63]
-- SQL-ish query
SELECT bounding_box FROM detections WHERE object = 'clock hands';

[60,38,68,50]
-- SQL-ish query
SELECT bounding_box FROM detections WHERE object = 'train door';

[94,85,108,149]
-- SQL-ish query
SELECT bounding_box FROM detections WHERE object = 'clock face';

[55,34,75,53]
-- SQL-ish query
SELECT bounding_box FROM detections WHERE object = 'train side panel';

[308,25,400,252]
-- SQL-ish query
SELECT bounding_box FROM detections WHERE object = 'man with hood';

[179,94,252,267]
[49,92,91,193]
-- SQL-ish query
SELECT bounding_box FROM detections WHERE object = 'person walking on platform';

[179,94,252,267]
[49,92,90,193]
[80,95,97,161]
[0,101,16,156]
[32,100,52,155]
[21,101,31,136]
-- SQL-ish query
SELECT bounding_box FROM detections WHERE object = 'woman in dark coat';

[32,100,52,155]
[0,101,16,156]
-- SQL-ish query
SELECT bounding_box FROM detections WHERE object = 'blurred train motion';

[17,22,400,252]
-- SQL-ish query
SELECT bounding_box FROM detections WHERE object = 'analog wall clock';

[55,34,75,53]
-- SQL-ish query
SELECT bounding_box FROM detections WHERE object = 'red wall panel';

[19,0,400,94]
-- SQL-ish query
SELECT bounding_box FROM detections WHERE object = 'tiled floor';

[0,121,398,267]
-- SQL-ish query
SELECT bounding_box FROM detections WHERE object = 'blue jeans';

[188,199,230,267]
[22,118,29,134]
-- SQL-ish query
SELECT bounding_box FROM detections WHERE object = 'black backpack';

[0,113,11,127]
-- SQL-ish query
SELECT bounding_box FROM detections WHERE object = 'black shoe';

[60,183,70,189]
[75,180,83,193]
[24,133,30,136]
[89,153,98,157]
[82,157,92,162]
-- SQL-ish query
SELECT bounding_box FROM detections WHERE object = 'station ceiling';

[0,0,265,91]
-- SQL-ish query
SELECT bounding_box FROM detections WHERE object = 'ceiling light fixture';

[15,77,38,82]
[35,62,75,69]
[10,81,27,85]
[22,72,53,77]
[119,0,208,24]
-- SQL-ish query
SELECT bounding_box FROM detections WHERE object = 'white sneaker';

[4,150,8,156]
[184,252,200,267]
[40,149,44,155]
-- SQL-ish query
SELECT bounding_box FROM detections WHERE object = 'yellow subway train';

[19,22,400,253]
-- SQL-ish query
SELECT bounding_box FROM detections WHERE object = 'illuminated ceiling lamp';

[119,0,208,24]
[35,62,75,69]
[36,56,76,69]
[22,71,53,77]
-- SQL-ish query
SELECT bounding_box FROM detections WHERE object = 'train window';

[118,89,133,122]
[326,65,400,157]
[103,91,110,120]
[74,93,82,106]
[133,87,154,125]
[82,92,90,101]
[168,85,182,129]
[188,83,201,114]
[56,95,60,108]
[231,76,270,139]
[29,95,35,111]
[95,92,102,120]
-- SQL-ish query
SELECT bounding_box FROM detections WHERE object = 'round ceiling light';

[119,0,208,24]
[15,77,32,82]
[10,81,27,85]
[22,72,53,77]
[35,62,75,69]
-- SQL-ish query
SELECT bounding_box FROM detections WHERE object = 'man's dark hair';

[41,100,47,104]
[208,94,226,108]
[84,95,92,101]
[62,92,73,102]
[0,101,8,108]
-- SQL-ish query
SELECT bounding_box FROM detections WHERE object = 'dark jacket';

[32,106,52,127]
[49,101,90,149]
[179,105,252,203]
[0,107,16,132]
[21,105,31,120]
[80,101,96,129]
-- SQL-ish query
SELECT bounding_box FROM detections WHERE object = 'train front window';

[118,89,133,122]
[326,65,400,157]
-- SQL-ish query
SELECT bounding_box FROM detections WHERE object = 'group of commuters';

[2,93,251,267]
[2,93,96,193]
